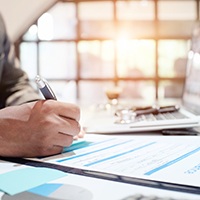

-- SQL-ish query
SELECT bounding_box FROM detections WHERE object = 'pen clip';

[43,79,57,100]
[35,75,57,100]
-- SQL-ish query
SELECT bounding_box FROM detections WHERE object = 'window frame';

[15,0,200,102]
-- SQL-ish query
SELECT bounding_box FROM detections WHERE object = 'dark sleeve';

[0,14,41,108]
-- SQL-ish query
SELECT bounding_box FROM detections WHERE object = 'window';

[18,0,199,105]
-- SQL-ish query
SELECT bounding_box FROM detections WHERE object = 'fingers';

[37,145,64,157]
[73,129,85,140]
[58,117,81,136]
[30,100,81,136]
[44,100,81,136]
[53,133,74,147]
[26,100,82,157]
[33,134,74,157]
[43,100,80,121]
[0,100,82,157]
[32,100,80,121]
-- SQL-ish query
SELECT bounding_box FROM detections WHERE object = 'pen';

[35,75,57,100]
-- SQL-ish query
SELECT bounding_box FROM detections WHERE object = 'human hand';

[0,100,81,157]
[73,127,86,140]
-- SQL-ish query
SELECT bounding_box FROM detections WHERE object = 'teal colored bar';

[0,167,66,195]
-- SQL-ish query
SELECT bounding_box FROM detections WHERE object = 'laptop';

[83,23,200,134]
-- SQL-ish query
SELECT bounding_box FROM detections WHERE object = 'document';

[43,134,200,189]
[1,173,200,200]
[0,160,66,195]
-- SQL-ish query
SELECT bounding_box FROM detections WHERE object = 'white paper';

[44,134,200,188]
[1,173,200,200]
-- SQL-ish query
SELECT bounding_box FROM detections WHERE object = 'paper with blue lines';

[45,135,200,188]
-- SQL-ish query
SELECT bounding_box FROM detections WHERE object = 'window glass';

[80,21,115,38]
[199,2,200,20]
[158,0,196,20]
[79,81,114,105]
[118,21,156,38]
[78,40,115,78]
[158,21,195,38]
[119,80,156,104]
[79,1,114,38]
[158,81,184,99]
[117,39,155,77]
[38,13,54,40]
[19,0,199,104]
[78,1,113,20]
[158,40,190,78]
[47,81,77,103]
[20,42,37,79]
[38,2,76,40]
[23,25,38,41]
[39,42,76,79]
[116,0,155,20]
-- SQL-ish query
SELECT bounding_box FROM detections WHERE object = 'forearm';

[0,18,41,107]
[0,61,41,107]
[5,69,40,106]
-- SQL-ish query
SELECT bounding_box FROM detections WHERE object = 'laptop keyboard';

[121,193,190,200]
[134,111,188,122]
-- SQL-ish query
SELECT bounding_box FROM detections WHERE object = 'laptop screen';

[182,23,200,115]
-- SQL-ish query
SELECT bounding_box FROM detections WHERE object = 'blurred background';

[0,0,199,106]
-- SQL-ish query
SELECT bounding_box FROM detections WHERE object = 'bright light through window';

[28,25,37,35]
[117,39,155,77]
[19,0,198,103]
[38,13,54,40]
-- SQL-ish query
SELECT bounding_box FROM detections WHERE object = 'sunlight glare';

[193,52,200,69]
[38,13,54,40]
[28,25,38,36]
